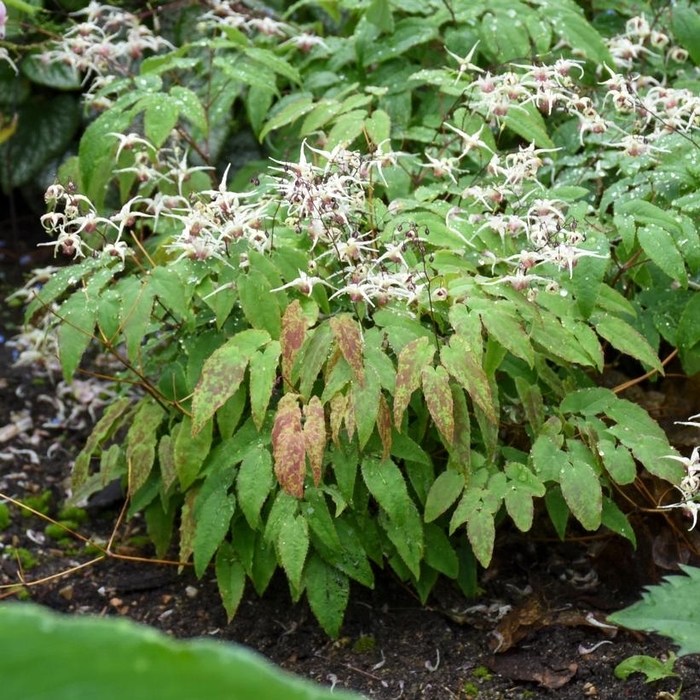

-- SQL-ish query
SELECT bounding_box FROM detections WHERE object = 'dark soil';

[2,205,700,699]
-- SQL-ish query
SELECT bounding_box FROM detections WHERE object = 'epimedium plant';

[9,0,700,636]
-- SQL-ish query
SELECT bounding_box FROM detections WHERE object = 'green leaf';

[297,322,333,401]
[382,500,424,579]
[57,292,98,381]
[140,94,180,148]
[259,93,314,141]
[671,3,700,65]
[249,342,281,430]
[608,565,700,656]
[424,469,465,522]
[245,47,301,85]
[618,199,682,234]
[120,279,155,364]
[236,447,274,530]
[638,225,687,286]
[303,554,349,638]
[194,470,236,577]
[560,441,601,531]
[170,86,208,134]
[478,302,534,367]
[546,4,613,64]
[352,365,380,448]
[0,603,362,699]
[594,314,662,372]
[215,543,246,622]
[678,294,700,375]
[21,52,81,89]
[192,329,269,435]
[599,439,637,485]
[173,416,213,490]
[502,102,555,150]
[423,523,458,578]
[614,654,678,683]
[276,515,309,594]
[605,400,685,483]
[361,456,411,522]
[560,387,616,415]
[361,18,438,66]
[239,269,282,338]
[480,9,534,63]
[545,486,569,540]
[0,94,80,191]
[366,0,394,32]
[601,497,636,547]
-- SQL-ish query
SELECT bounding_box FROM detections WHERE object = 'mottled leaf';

[393,336,435,427]
[421,364,454,444]
[281,301,308,386]
[272,394,306,498]
[303,397,326,486]
[376,394,393,462]
[440,336,496,424]
[192,329,269,435]
[126,399,165,494]
[330,314,365,385]
[174,416,213,490]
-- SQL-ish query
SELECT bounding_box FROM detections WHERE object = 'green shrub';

[9,0,700,636]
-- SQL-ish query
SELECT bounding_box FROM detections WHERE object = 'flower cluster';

[661,416,700,530]
[196,1,329,53]
[268,141,428,307]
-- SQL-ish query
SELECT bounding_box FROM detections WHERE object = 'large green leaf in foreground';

[0,603,363,700]
[608,565,700,656]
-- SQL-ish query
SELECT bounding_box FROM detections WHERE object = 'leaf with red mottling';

[303,397,326,486]
[377,394,392,461]
[393,337,435,427]
[441,336,496,424]
[344,391,357,442]
[329,392,348,445]
[421,364,454,444]
[192,329,269,435]
[330,314,365,385]
[280,300,308,386]
[272,394,306,498]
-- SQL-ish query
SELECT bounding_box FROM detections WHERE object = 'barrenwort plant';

[6,0,700,635]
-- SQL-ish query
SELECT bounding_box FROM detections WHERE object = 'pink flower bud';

[0,1,6,40]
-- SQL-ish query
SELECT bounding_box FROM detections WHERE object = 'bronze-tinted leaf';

[441,335,496,424]
[330,314,365,385]
[377,394,392,462]
[303,396,326,486]
[394,336,434,427]
[280,300,308,387]
[421,364,454,444]
[329,392,348,445]
[272,394,306,498]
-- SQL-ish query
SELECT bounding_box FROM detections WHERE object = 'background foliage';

[5,0,700,636]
